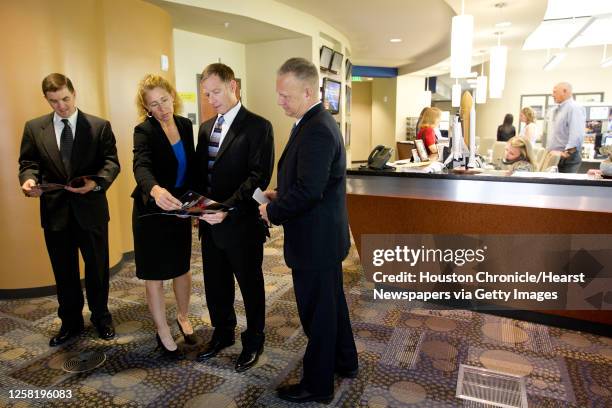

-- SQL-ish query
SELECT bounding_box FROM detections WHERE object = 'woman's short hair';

[420,107,442,128]
[135,74,182,122]
[521,107,535,124]
[507,136,536,165]
[42,73,74,95]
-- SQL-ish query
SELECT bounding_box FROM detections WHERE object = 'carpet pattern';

[0,228,610,407]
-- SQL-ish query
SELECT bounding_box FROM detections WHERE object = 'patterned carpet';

[0,228,611,407]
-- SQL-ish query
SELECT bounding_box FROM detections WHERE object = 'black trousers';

[43,213,111,329]
[201,235,265,350]
[292,263,358,395]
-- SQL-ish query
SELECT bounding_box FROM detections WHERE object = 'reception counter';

[346,168,612,329]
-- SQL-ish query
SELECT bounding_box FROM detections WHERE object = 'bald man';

[548,82,585,173]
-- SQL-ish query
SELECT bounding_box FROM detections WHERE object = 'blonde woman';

[132,74,197,357]
[519,107,539,144]
[416,107,441,160]
[503,136,536,172]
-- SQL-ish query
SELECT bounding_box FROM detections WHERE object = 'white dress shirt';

[547,98,585,151]
[211,101,242,147]
[53,109,78,149]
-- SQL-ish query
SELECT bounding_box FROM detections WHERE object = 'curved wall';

[0,0,173,292]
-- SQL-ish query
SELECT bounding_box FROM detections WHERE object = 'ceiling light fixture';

[450,0,474,78]
[489,32,508,98]
[543,52,566,70]
[390,38,403,43]
[476,56,488,104]
[495,21,512,28]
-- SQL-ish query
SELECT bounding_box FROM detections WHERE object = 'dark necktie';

[206,115,224,194]
[60,119,73,174]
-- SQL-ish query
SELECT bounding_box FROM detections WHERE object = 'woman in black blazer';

[132,74,197,356]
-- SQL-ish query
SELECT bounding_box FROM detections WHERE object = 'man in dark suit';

[18,73,120,346]
[195,63,274,372]
[259,58,358,403]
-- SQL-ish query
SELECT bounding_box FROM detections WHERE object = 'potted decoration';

[600,145,612,177]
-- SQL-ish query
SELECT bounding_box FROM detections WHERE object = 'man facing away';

[259,58,358,404]
[547,82,586,173]
[196,63,274,372]
[18,73,120,346]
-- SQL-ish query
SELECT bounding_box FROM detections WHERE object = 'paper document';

[35,175,109,193]
[252,187,270,204]
[140,190,233,218]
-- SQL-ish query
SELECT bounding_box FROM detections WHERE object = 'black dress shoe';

[49,325,84,347]
[95,323,115,340]
[235,346,263,372]
[336,367,359,378]
[176,319,198,345]
[196,339,234,361]
[156,333,183,359]
[277,383,334,404]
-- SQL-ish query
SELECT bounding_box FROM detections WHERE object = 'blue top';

[171,140,187,188]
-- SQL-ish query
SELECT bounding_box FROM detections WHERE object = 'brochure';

[141,190,233,218]
[34,175,109,193]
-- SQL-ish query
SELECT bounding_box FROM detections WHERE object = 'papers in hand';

[141,190,233,218]
[35,175,108,193]
[252,187,270,205]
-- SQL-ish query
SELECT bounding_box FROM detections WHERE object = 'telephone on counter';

[364,145,393,170]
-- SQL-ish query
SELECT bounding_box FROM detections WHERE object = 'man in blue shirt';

[547,82,585,173]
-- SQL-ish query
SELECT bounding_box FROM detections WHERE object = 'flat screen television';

[320,46,334,71]
[322,78,341,114]
[330,51,343,74]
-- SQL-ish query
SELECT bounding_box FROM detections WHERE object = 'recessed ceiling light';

[390,38,403,43]
[495,21,512,28]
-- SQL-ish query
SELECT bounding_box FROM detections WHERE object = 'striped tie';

[207,115,224,194]
[60,119,74,174]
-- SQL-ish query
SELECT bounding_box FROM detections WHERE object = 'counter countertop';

[346,169,612,214]
[347,167,612,188]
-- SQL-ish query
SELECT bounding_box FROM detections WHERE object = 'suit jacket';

[18,110,120,231]
[196,105,274,249]
[267,103,350,269]
[131,115,196,210]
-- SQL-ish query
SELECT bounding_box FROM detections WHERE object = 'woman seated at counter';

[416,107,441,161]
[503,136,536,172]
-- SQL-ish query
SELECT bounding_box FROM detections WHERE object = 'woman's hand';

[150,185,182,211]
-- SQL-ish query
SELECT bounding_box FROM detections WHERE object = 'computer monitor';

[589,106,609,120]
[321,78,341,114]
[330,51,343,74]
[320,46,333,71]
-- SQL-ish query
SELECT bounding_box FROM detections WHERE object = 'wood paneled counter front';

[346,168,612,328]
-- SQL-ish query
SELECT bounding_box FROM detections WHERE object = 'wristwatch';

[92,184,102,192]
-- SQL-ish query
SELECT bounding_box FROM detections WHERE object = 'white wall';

[476,47,612,153]
[396,74,427,142]
[351,81,373,161]
[245,37,312,188]
[371,78,397,157]
[173,29,246,134]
